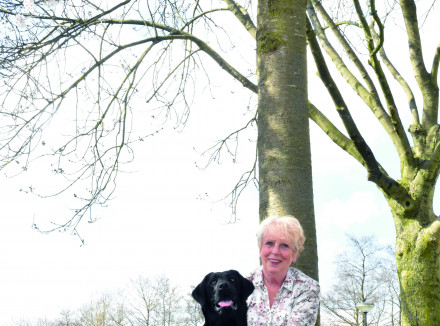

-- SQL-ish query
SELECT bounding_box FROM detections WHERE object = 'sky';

[1,1,439,324]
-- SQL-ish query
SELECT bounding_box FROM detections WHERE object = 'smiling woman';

[247,216,320,326]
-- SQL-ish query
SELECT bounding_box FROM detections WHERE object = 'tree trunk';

[257,0,318,281]
[386,175,440,325]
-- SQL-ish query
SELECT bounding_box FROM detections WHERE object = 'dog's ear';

[228,270,255,300]
[236,271,255,300]
[192,272,212,306]
[242,277,255,299]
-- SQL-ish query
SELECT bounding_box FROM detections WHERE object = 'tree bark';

[386,175,440,325]
[257,0,318,281]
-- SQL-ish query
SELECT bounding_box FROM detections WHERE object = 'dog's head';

[192,270,254,314]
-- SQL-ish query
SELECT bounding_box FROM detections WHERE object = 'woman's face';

[260,228,297,279]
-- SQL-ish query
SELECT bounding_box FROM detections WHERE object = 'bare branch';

[199,112,258,220]
[308,102,364,166]
[400,0,438,127]
[307,18,372,170]
[223,0,257,40]
[432,42,440,84]
[375,33,420,125]
[310,0,383,107]
[307,20,415,194]
[308,1,414,172]
[0,1,258,234]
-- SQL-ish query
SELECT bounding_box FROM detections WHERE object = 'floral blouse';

[247,266,320,326]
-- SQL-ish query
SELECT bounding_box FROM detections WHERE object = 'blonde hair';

[257,216,305,255]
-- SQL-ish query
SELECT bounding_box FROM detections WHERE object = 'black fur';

[192,270,254,326]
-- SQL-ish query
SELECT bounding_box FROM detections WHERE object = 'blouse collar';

[255,266,298,293]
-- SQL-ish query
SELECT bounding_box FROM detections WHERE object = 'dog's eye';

[230,278,235,282]
[211,280,217,286]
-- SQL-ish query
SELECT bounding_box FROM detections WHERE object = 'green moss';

[408,123,423,134]
[267,0,296,16]
[395,219,440,325]
[258,31,284,55]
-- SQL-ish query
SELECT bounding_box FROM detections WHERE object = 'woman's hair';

[257,215,306,255]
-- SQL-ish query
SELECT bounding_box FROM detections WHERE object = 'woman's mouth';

[268,258,282,264]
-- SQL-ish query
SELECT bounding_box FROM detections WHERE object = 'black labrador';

[192,270,254,326]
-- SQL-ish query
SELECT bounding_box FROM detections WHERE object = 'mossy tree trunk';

[257,0,318,281]
[387,177,440,325]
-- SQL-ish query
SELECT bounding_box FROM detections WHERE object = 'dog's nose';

[217,281,228,290]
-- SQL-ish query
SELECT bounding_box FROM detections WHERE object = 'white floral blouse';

[247,266,320,326]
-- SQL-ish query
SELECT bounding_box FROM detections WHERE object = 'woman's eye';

[265,241,274,247]
[280,244,289,249]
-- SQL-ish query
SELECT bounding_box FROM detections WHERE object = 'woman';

[247,216,320,325]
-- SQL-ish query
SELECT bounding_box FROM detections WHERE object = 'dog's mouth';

[215,300,237,311]
[218,300,233,307]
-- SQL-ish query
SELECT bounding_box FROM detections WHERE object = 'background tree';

[321,235,400,326]
[152,276,183,326]
[181,288,204,326]
[2,0,440,324]
[5,275,201,326]
[123,275,185,326]
[380,245,402,326]
[78,295,121,326]
[125,276,160,326]
[13,319,56,326]
[56,310,80,326]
